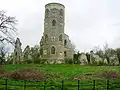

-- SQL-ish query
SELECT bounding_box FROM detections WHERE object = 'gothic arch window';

[15,52,17,56]
[59,34,62,41]
[64,39,67,46]
[52,20,56,26]
[60,9,64,16]
[44,34,48,41]
[51,46,55,54]
[64,51,67,57]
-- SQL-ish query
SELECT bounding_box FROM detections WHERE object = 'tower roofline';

[45,2,65,8]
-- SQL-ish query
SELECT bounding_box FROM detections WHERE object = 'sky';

[0,0,120,52]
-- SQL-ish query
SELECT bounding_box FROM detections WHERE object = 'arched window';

[52,20,56,26]
[64,51,67,57]
[44,34,48,41]
[60,9,64,16]
[64,39,67,46]
[15,52,17,56]
[59,34,62,41]
[51,46,55,54]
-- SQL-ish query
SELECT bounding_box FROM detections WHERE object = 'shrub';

[100,71,119,79]
[26,60,32,64]
[34,59,40,64]
[3,68,45,80]
[0,68,5,74]
[65,58,73,64]
[17,68,45,80]
[98,60,106,66]
[40,59,48,64]
[10,71,22,80]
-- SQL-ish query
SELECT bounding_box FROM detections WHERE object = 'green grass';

[2,64,120,73]
[1,64,120,90]
[2,64,120,79]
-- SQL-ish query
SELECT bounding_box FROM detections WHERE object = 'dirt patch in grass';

[85,73,97,76]
[2,68,45,80]
[99,71,120,79]
[72,76,85,80]
[0,68,5,75]
[1,68,65,81]
[71,71,120,80]
[83,71,120,80]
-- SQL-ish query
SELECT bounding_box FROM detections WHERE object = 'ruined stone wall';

[40,3,74,63]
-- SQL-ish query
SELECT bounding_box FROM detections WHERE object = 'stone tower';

[40,3,74,64]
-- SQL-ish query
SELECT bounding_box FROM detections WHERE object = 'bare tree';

[103,43,117,65]
[0,10,17,45]
[92,46,105,61]
[71,42,76,53]
[0,44,8,65]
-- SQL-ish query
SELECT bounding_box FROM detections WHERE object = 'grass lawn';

[0,64,120,90]
[2,64,120,79]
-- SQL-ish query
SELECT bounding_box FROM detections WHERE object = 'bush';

[65,58,73,64]
[40,59,48,64]
[0,67,5,74]
[100,71,119,79]
[18,68,45,80]
[26,60,32,64]
[6,59,13,64]
[3,68,45,80]
[34,59,40,64]
[10,71,22,80]
[98,60,106,66]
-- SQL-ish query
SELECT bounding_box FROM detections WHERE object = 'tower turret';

[40,3,74,64]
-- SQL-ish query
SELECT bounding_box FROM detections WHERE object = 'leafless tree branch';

[0,10,17,46]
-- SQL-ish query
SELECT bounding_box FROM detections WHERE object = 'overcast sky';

[0,0,120,52]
